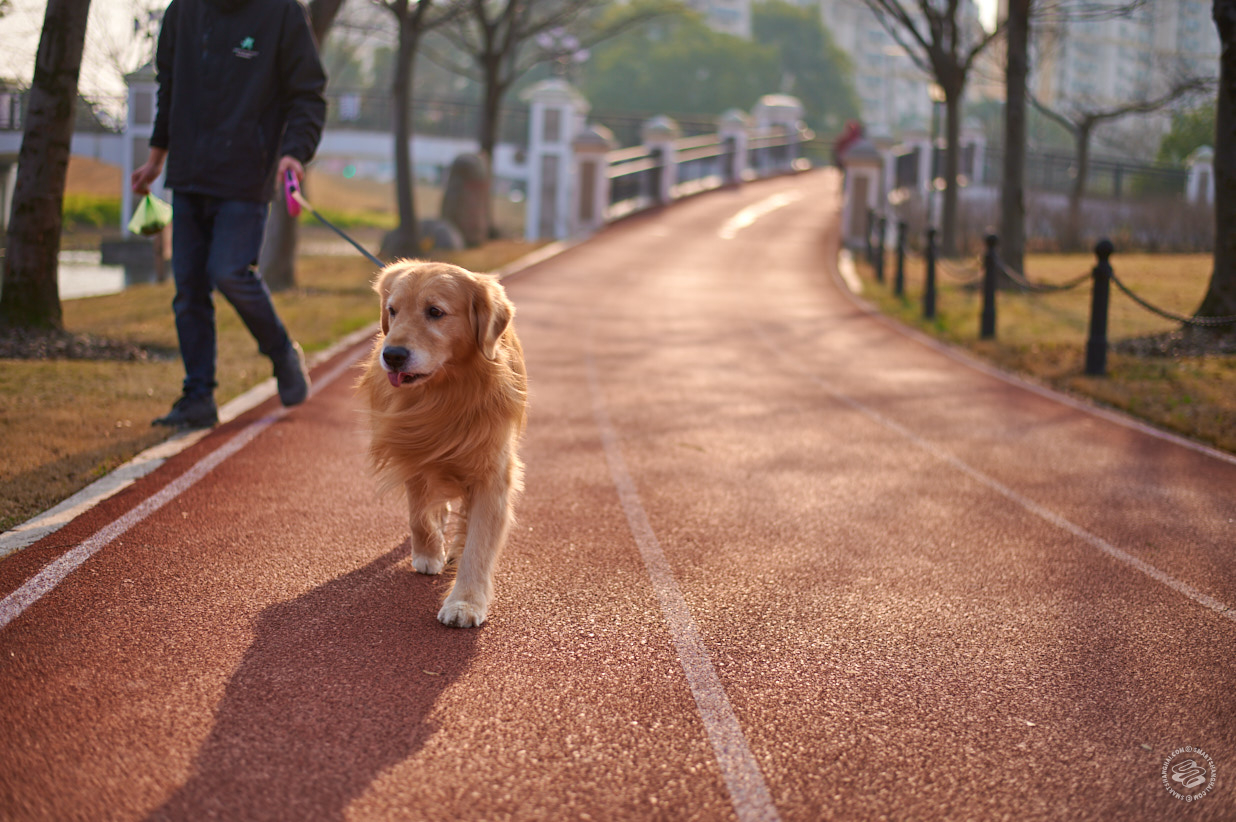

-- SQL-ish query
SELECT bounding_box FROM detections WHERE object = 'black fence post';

[1085,239,1114,377]
[923,227,937,320]
[875,215,887,284]
[894,220,907,297]
[980,233,998,340]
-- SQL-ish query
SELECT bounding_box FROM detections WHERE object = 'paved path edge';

[0,241,574,558]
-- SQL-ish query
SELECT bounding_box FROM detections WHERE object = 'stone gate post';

[122,63,165,236]
[839,137,885,249]
[572,124,616,235]
[718,109,750,185]
[641,116,680,204]
[523,79,589,241]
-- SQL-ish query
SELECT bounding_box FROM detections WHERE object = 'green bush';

[63,194,121,228]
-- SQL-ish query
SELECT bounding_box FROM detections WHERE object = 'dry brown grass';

[0,242,544,532]
[854,249,1236,454]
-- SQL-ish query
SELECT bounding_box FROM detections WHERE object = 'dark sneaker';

[152,394,218,428]
[273,341,310,406]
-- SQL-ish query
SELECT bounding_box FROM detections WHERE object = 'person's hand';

[131,148,167,195]
[277,155,305,185]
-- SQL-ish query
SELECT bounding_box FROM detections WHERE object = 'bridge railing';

[523,80,812,241]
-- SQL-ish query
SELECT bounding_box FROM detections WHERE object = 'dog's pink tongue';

[387,371,402,388]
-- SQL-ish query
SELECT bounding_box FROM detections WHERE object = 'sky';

[0,0,1002,105]
[0,0,155,106]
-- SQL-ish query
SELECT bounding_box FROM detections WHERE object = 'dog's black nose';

[382,346,410,371]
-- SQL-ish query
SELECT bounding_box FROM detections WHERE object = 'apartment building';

[818,0,983,137]
[687,0,990,139]
[1022,0,1218,154]
[683,0,755,38]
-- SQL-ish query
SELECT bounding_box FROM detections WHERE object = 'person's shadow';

[149,545,476,821]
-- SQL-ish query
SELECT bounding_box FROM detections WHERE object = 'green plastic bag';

[127,193,172,236]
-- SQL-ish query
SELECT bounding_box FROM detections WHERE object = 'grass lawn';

[850,248,1236,456]
[0,240,543,532]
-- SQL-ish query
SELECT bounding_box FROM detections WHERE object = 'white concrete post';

[571,123,616,234]
[122,63,165,236]
[839,137,884,249]
[718,109,750,185]
[1187,146,1214,205]
[522,79,589,240]
[752,94,805,172]
[961,124,986,186]
[641,116,680,204]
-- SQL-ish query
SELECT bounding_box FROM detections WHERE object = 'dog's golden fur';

[360,260,526,627]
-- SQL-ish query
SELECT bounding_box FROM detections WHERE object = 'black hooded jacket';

[151,0,327,202]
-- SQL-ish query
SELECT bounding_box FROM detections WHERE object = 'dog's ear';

[471,274,514,360]
[373,263,405,335]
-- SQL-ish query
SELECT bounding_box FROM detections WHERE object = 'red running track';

[2,169,1234,821]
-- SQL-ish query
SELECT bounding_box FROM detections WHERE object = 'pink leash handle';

[284,169,302,217]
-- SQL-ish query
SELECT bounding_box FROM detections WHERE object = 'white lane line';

[0,241,562,561]
[751,323,1235,624]
[0,324,382,559]
[585,351,781,822]
[836,249,863,294]
[718,191,803,240]
[0,347,366,631]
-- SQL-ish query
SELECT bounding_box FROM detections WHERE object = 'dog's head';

[373,260,514,388]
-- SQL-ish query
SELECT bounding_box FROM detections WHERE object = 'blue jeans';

[170,192,292,398]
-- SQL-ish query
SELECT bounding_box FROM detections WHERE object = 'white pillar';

[718,109,750,185]
[571,124,615,235]
[522,79,589,241]
[752,94,805,172]
[961,124,986,186]
[122,63,165,235]
[839,138,884,248]
[1187,146,1214,205]
[641,115,679,204]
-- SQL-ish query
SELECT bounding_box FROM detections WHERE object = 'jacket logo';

[233,37,258,59]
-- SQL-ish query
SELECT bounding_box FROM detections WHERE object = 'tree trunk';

[941,88,961,257]
[1065,124,1092,251]
[1000,0,1030,277]
[259,0,345,291]
[0,0,92,330]
[477,61,505,238]
[1198,0,1236,322]
[382,13,422,259]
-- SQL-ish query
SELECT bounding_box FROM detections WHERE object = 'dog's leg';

[407,483,447,575]
[438,477,513,628]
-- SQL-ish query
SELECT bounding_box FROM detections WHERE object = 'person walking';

[131,0,327,428]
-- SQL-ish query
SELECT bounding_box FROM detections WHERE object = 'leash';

[284,170,385,267]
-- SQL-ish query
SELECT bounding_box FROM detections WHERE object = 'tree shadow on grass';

[149,544,476,821]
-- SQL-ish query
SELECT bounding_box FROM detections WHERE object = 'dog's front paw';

[437,596,488,628]
[411,553,446,575]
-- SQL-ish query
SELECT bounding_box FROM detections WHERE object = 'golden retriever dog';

[361,260,526,627]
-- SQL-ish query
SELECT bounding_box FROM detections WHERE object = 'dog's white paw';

[437,597,487,628]
[412,553,445,575]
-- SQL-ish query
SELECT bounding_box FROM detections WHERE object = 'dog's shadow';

[148,544,475,821]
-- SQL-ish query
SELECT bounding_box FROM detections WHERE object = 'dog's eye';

[387,306,398,318]
[426,306,445,320]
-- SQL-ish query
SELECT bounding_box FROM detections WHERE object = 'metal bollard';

[923,227,937,320]
[1085,239,1114,376]
[875,215,887,283]
[894,220,907,297]
[980,234,998,340]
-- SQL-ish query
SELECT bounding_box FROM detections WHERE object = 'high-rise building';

[818,0,982,137]
[1022,0,1217,154]
[683,0,754,38]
